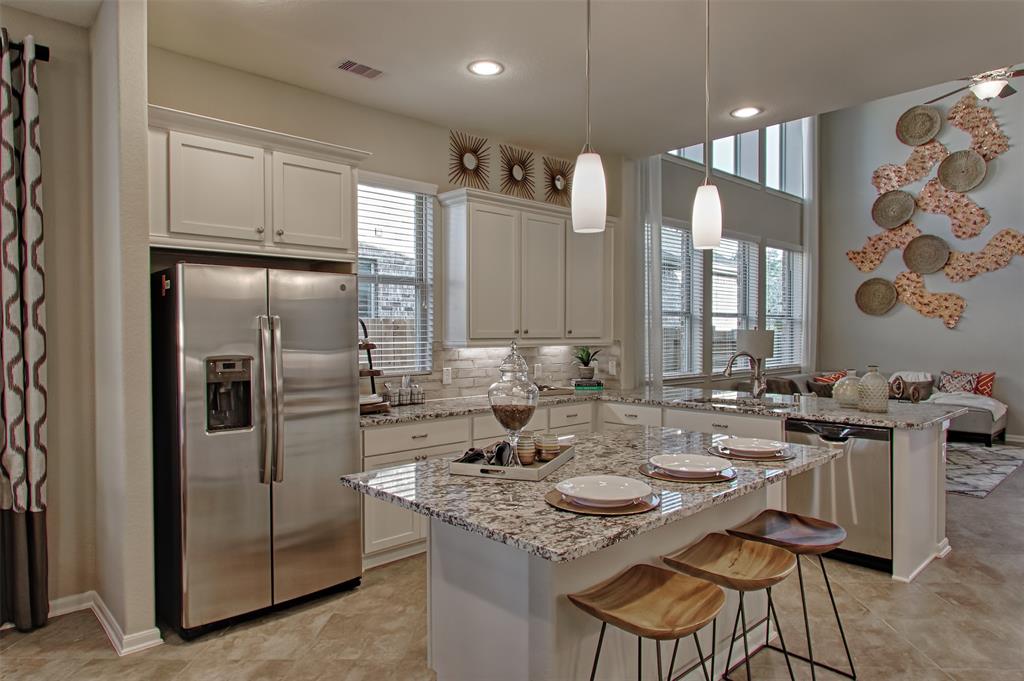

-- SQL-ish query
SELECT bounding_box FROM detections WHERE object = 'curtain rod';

[9,41,50,63]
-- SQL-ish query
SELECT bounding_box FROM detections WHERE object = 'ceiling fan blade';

[999,84,1017,98]
[924,85,969,105]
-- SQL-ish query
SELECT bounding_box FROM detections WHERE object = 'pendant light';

[571,0,607,234]
[692,0,722,250]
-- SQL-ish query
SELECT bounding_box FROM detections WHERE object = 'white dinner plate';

[718,437,788,455]
[648,453,732,478]
[555,475,653,508]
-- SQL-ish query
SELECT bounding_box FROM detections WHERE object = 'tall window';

[669,143,704,164]
[660,224,704,377]
[357,183,434,375]
[711,237,759,373]
[765,246,804,369]
[766,120,804,197]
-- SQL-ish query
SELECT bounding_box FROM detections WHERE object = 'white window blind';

[660,224,704,377]
[711,237,759,373]
[765,246,805,369]
[357,183,434,375]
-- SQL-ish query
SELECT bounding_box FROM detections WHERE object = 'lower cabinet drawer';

[662,409,783,439]
[601,403,662,427]
[549,404,593,429]
[473,408,548,441]
[549,423,592,437]
[364,418,471,457]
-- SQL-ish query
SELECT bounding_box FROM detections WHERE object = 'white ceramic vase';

[858,365,889,413]
[832,370,860,408]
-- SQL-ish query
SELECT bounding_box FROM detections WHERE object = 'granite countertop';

[341,427,842,562]
[360,387,967,431]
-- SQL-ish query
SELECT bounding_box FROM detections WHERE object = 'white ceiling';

[6,0,101,28]
[144,1,1020,158]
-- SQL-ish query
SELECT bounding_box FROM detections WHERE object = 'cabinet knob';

[524,329,529,334]
[567,329,573,335]
[276,229,285,236]
[514,329,520,334]
[256,226,265,234]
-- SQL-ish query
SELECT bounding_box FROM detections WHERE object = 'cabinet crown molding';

[439,188,617,228]
[148,105,372,167]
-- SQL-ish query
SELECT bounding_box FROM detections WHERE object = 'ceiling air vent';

[338,60,383,80]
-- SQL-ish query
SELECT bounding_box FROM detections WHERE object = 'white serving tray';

[449,445,575,482]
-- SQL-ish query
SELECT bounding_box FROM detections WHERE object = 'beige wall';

[147,47,623,218]
[91,0,156,637]
[3,6,96,602]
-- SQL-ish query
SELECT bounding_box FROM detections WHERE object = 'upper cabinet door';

[168,131,265,241]
[272,152,354,251]
[565,227,608,340]
[520,212,565,340]
[468,204,520,339]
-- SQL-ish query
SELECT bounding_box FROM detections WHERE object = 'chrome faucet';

[723,351,768,398]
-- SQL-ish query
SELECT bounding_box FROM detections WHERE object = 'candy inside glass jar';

[487,340,539,466]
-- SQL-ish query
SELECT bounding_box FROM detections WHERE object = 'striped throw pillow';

[815,371,847,385]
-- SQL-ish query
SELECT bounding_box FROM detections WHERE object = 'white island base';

[428,487,776,681]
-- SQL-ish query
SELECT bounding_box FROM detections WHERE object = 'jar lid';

[498,340,530,374]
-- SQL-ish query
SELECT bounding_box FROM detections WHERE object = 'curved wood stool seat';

[662,532,796,592]
[727,509,847,555]
[568,563,725,681]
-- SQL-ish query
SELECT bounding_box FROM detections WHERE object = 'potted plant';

[572,346,601,379]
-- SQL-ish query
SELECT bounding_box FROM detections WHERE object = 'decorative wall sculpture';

[944,228,1024,282]
[847,221,921,272]
[498,144,535,199]
[937,149,986,192]
[895,105,942,146]
[893,272,965,329]
[903,234,950,274]
[449,129,490,189]
[871,140,948,193]
[948,94,1010,161]
[916,178,990,239]
[542,156,574,207]
[871,190,916,228]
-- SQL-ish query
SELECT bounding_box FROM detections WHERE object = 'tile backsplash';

[365,342,621,399]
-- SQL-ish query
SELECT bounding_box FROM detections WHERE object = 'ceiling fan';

[924,66,1022,104]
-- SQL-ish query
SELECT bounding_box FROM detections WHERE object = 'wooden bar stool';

[728,509,855,680]
[567,563,725,681]
[663,532,797,681]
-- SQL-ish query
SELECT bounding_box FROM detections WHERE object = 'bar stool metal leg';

[657,640,664,681]
[638,636,643,681]
[820,556,856,678]
[768,587,796,681]
[668,638,679,681]
[738,592,753,681]
[693,630,711,681]
[796,557,817,681]
[589,622,606,681]
[725,595,742,676]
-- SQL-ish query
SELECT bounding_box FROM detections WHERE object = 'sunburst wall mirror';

[499,144,535,199]
[543,157,574,207]
[449,130,490,189]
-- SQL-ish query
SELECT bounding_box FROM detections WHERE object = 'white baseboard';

[363,541,426,570]
[1004,433,1023,444]
[21,590,164,656]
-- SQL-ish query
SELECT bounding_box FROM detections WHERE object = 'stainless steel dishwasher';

[785,419,893,572]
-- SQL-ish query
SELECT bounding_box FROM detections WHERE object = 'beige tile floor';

[2,467,1022,680]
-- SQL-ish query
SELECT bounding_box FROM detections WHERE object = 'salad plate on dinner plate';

[555,475,653,508]
[717,437,788,456]
[648,453,732,478]
[708,445,795,462]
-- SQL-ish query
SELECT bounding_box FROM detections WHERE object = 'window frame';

[764,240,805,372]
[659,218,704,379]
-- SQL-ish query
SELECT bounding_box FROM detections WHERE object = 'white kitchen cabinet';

[442,188,614,346]
[520,212,565,340]
[168,131,265,242]
[149,106,369,262]
[468,203,521,339]
[272,152,354,252]
[601,403,662,427]
[566,228,611,340]
[362,451,422,554]
[662,409,783,439]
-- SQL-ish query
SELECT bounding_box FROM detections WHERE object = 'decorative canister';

[487,341,540,466]
[536,433,561,462]
[832,371,861,408]
[858,365,890,413]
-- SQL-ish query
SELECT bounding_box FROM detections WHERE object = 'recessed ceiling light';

[730,106,763,119]
[467,60,504,76]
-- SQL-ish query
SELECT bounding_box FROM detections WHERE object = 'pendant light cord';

[584,0,593,152]
[703,0,711,185]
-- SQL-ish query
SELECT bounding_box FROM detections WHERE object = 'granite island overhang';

[342,427,842,681]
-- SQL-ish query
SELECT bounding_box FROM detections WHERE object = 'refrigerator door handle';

[258,315,274,485]
[271,314,285,483]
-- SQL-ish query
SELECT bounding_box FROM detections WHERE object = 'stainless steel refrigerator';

[152,263,361,636]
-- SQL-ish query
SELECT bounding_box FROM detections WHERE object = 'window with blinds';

[765,246,805,369]
[661,224,704,377]
[357,183,434,375]
[711,237,759,373]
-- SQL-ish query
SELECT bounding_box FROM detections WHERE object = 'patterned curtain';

[0,29,49,632]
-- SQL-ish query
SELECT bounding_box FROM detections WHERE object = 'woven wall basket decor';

[903,234,951,274]
[855,277,899,316]
[937,149,987,193]
[896,105,942,146]
[871,190,915,229]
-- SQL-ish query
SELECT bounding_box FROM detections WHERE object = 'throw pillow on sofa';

[939,370,996,397]
[815,370,847,384]
[807,380,834,398]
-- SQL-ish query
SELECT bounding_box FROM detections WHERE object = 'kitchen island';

[343,427,842,681]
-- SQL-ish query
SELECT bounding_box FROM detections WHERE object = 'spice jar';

[487,341,539,466]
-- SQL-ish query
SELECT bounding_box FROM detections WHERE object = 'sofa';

[759,371,1008,447]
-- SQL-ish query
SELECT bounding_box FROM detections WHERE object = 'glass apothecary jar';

[487,341,539,466]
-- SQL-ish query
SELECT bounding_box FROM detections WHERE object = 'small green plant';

[572,346,601,367]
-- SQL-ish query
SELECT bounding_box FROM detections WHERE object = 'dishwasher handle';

[786,419,891,443]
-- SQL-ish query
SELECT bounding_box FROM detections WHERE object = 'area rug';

[946,442,1024,498]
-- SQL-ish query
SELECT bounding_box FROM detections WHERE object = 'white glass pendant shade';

[571,151,607,233]
[969,79,1007,100]
[692,184,722,249]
